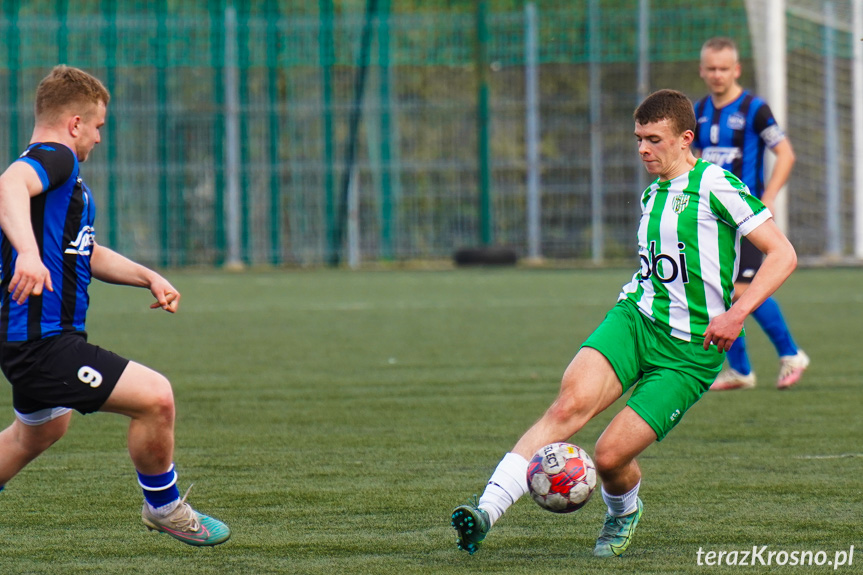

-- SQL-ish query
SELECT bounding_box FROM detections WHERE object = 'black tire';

[453,246,518,266]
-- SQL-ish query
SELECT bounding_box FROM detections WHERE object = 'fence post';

[378,0,394,260]
[237,3,251,264]
[102,0,118,249]
[267,0,281,265]
[636,0,650,194]
[476,0,492,246]
[854,0,863,259]
[765,0,788,234]
[525,2,541,261]
[347,165,360,268]
[823,1,841,257]
[319,0,337,266]
[336,0,377,266]
[223,3,242,268]
[157,0,171,267]
[210,0,226,265]
[5,1,19,165]
[588,0,604,263]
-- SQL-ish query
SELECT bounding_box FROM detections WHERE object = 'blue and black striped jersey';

[693,90,786,199]
[0,142,95,342]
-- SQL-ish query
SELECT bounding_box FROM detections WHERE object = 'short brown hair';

[35,65,110,125]
[633,89,696,135]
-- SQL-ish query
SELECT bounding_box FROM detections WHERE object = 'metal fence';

[0,1,857,267]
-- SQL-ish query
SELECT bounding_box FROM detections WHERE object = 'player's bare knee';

[592,445,628,478]
[545,395,583,426]
[548,382,604,425]
[143,373,175,422]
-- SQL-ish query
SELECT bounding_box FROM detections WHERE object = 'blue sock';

[726,335,752,375]
[137,463,180,509]
[751,297,798,357]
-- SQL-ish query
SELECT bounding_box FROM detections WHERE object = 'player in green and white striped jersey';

[619,156,771,344]
[451,89,797,559]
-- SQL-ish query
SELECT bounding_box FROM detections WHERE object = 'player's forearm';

[762,169,792,205]
[91,243,160,289]
[729,243,797,320]
[762,145,796,204]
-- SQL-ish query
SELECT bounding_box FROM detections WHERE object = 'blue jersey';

[0,143,95,342]
[693,91,786,199]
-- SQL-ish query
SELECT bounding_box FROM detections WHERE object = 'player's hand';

[7,252,53,305]
[149,278,181,313]
[703,311,745,352]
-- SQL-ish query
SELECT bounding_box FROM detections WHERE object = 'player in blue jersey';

[694,37,809,391]
[0,65,229,546]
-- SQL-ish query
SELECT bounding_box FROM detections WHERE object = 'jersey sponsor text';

[65,225,95,256]
[701,146,741,166]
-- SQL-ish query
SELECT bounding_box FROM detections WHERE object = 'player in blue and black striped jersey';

[0,65,229,546]
[693,37,809,391]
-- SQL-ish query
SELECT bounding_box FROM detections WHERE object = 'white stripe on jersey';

[660,186,691,340]
[695,180,732,324]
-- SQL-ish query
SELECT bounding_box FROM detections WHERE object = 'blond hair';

[700,37,739,61]
[35,65,110,125]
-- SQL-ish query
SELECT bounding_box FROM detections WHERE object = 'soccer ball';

[527,442,597,513]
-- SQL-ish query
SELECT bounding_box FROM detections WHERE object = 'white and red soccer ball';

[527,442,597,513]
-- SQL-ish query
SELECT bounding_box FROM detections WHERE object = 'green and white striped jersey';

[619,158,770,342]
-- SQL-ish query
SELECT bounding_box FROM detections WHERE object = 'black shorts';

[736,236,762,284]
[0,332,129,415]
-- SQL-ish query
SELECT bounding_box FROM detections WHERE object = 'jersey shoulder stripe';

[701,162,770,235]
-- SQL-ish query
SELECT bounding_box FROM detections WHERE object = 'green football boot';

[593,497,643,558]
[141,485,231,547]
[451,496,490,555]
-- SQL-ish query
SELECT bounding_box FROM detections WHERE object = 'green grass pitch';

[0,267,861,574]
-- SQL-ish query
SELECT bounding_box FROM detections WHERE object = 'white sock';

[478,452,529,527]
[148,499,181,517]
[601,480,641,517]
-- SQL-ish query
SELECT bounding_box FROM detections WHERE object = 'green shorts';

[582,298,724,441]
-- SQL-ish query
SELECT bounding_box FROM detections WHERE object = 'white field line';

[794,453,863,460]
